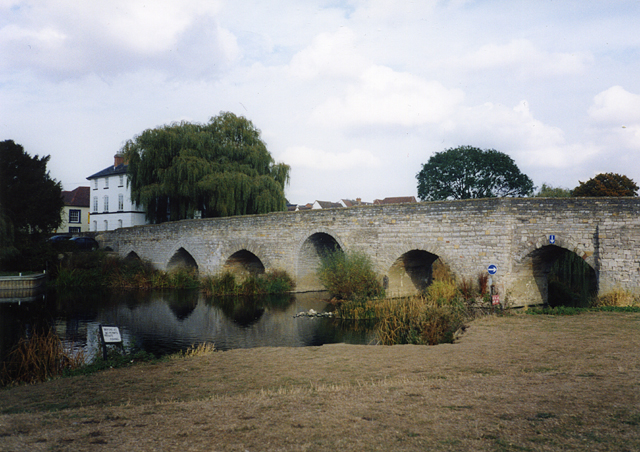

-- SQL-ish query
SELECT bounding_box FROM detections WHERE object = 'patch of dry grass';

[592,287,639,307]
[1,312,639,451]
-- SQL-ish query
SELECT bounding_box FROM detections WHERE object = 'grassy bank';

[1,313,639,451]
[0,327,216,388]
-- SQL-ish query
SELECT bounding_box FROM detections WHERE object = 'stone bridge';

[98,198,640,307]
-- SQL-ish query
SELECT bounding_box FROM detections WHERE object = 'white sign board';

[101,326,122,344]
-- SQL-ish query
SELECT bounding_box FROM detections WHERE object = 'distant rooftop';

[373,196,417,205]
[61,186,90,207]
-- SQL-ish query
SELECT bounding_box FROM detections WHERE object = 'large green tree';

[572,173,638,197]
[416,146,534,201]
[0,140,63,269]
[123,112,290,223]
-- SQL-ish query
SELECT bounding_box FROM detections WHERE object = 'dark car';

[48,235,72,250]
[69,236,99,251]
[48,235,71,244]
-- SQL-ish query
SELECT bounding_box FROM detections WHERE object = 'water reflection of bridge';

[100,198,640,307]
[93,292,372,353]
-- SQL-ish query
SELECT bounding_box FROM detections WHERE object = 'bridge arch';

[295,229,344,292]
[219,240,271,277]
[223,250,265,277]
[124,250,141,261]
[166,246,199,272]
[514,234,596,268]
[380,243,455,297]
[513,234,598,306]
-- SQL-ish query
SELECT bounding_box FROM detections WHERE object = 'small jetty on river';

[0,271,47,303]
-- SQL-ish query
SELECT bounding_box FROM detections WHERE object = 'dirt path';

[1,312,640,451]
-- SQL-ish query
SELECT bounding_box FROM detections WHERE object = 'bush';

[317,249,384,302]
[1,329,84,386]
[201,270,294,297]
[425,279,459,306]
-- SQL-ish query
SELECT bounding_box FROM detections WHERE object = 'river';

[0,289,376,363]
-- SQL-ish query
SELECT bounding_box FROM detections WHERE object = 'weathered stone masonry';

[98,197,640,307]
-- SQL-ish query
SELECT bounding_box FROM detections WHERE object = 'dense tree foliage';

[416,146,534,201]
[534,183,572,198]
[0,140,63,270]
[123,112,290,223]
[572,173,638,197]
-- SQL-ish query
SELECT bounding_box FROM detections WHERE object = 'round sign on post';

[488,264,497,275]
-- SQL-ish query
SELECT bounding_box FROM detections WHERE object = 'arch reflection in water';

[52,290,375,357]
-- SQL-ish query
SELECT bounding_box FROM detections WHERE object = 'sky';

[1,0,640,205]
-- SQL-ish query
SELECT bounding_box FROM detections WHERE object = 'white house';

[86,154,147,231]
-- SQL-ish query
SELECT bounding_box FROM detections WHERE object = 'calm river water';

[0,290,376,363]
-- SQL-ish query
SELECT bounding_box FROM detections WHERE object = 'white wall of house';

[89,173,146,232]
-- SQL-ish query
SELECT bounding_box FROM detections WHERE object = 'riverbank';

[1,312,639,451]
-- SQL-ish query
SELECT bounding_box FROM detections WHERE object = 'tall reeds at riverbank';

[200,270,295,296]
[337,274,468,346]
[329,260,490,345]
[0,329,84,387]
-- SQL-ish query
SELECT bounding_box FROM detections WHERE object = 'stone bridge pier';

[98,198,640,307]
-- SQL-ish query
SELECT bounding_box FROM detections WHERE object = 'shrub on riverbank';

[0,329,84,387]
[335,261,469,345]
[201,270,295,296]
[317,249,384,302]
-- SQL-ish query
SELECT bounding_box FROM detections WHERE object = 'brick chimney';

[114,153,124,168]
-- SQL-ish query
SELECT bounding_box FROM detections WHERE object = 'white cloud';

[587,86,640,152]
[287,27,367,79]
[452,100,599,168]
[454,39,593,77]
[588,86,640,125]
[311,65,464,127]
[280,146,381,170]
[0,0,234,78]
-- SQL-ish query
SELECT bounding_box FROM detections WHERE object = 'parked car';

[69,236,99,251]
[48,235,71,244]
[48,235,72,250]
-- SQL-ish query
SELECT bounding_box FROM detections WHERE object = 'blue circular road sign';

[488,264,498,275]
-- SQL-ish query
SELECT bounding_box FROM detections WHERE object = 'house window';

[93,221,97,232]
[103,196,109,212]
[119,175,124,187]
[104,177,109,189]
[103,220,108,231]
[93,197,98,212]
[69,227,81,233]
[93,179,98,190]
[118,219,123,229]
[118,194,124,211]
[69,209,81,223]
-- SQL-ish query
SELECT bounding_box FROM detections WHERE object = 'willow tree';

[123,112,290,223]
